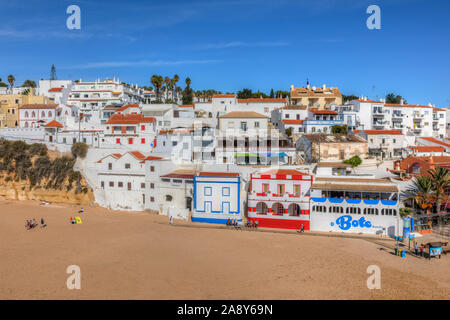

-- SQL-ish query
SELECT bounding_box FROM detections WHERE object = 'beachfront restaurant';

[309,177,402,237]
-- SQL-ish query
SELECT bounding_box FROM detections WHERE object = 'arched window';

[256,202,268,215]
[32,111,36,118]
[288,203,301,216]
[42,111,45,117]
[364,208,378,215]
[272,203,284,215]
[48,111,52,117]
[65,111,69,116]
[329,206,343,213]
[165,195,173,202]
[24,122,28,128]
[346,207,361,214]
[25,111,29,118]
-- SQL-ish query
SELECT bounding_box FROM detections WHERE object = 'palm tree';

[406,175,434,215]
[150,75,163,102]
[172,74,179,102]
[164,76,171,101]
[427,166,449,217]
[7,75,15,93]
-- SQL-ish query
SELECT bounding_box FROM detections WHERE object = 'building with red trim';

[248,169,312,230]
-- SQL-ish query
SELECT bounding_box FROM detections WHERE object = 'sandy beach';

[0,199,449,300]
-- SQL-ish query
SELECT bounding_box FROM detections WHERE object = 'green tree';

[343,155,362,168]
[71,142,88,159]
[270,88,274,98]
[342,94,359,103]
[237,88,253,99]
[182,77,193,105]
[22,80,37,88]
[331,125,348,134]
[405,175,434,215]
[427,166,449,216]
[385,93,407,104]
[7,75,15,88]
[150,75,164,102]
[285,127,293,137]
[172,74,179,102]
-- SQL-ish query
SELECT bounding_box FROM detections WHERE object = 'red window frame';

[128,138,133,144]
[116,138,120,144]
[141,138,146,144]
[141,125,145,131]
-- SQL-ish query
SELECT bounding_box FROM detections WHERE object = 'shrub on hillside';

[71,142,88,159]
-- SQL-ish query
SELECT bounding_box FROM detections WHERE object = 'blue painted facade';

[193,174,241,225]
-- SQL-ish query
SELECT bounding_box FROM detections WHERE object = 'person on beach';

[255,220,258,229]
[414,242,419,256]
[79,208,84,213]
[40,218,46,227]
[420,244,424,257]
[300,224,305,233]
[170,215,173,225]
[226,218,230,226]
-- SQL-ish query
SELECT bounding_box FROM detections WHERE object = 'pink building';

[18,104,58,128]
[248,169,312,230]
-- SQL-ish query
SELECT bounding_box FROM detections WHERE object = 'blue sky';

[1,0,449,106]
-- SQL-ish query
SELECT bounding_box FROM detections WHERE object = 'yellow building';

[0,89,51,128]
[290,83,342,110]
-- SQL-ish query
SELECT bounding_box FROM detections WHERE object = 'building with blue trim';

[192,172,241,225]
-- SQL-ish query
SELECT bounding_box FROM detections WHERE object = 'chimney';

[322,84,326,90]
[400,98,404,105]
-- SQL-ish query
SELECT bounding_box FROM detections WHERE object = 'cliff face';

[0,177,94,205]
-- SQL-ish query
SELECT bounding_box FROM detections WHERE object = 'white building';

[192,172,242,225]
[18,104,58,128]
[310,177,402,236]
[95,151,149,211]
[354,129,405,159]
[102,113,157,150]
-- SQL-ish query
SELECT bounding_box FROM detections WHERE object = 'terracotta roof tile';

[105,113,155,124]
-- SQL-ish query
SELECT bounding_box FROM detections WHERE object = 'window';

[254,121,260,128]
[141,183,145,189]
[346,207,361,214]
[108,163,112,170]
[262,184,269,194]
[127,182,132,190]
[141,125,145,131]
[116,138,120,144]
[222,187,230,196]
[381,209,397,216]
[329,206,343,213]
[101,181,104,189]
[118,182,123,188]
[42,111,45,117]
[393,139,396,143]
[150,183,154,189]
[240,122,247,131]
[109,181,114,187]
[293,185,300,197]
[25,111,29,118]
[277,184,285,196]
[48,111,52,117]
[173,179,182,184]
[150,197,155,202]
[150,166,155,172]
[165,195,173,202]
[363,208,378,215]
[141,138,146,144]
[128,138,133,144]
[204,187,212,196]
[125,163,131,169]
